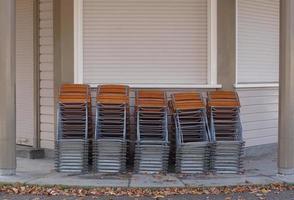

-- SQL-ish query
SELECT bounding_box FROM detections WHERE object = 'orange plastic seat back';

[59,84,91,104]
[96,84,129,105]
[173,92,202,102]
[136,90,166,108]
[170,92,205,111]
[97,94,129,105]
[207,91,240,107]
[98,84,129,96]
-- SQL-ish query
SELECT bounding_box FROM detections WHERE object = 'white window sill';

[88,84,222,89]
[234,83,279,89]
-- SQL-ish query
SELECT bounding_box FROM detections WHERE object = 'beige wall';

[60,0,74,83]
[16,0,35,146]
[217,0,236,90]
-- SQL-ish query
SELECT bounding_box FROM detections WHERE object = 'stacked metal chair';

[170,92,211,174]
[55,84,91,173]
[93,85,129,173]
[134,90,169,173]
[207,91,245,174]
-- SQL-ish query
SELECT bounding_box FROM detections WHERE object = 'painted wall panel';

[237,87,279,147]
[16,0,35,146]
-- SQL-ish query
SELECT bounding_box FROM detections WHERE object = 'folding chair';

[207,91,245,174]
[55,84,91,173]
[170,92,211,174]
[93,84,129,173]
[134,90,169,173]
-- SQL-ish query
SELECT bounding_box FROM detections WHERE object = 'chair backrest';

[97,84,129,96]
[207,91,240,107]
[170,92,205,111]
[59,84,90,104]
[96,94,129,105]
[96,84,129,105]
[136,90,167,108]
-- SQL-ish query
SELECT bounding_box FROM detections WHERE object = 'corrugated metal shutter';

[237,0,279,83]
[16,0,35,146]
[83,0,208,85]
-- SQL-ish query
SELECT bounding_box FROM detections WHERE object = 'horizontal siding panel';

[40,45,53,54]
[40,106,54,115]
[83,0,208,85]
[40,37,53,45]
[237,0,280,83]
[39,0,55,149]
[240,96,278,106]
[40,54,54,63]
[41,140,54,149]
[41,131,55,140]
[238,88,278,147]
[241,104,278,114]
[40,17,53,28]
[40,2,53,12]
[246,135,278,147]
[40,63,53,72]
[40,71,54,80]
[40,80,54,89]
[40,88,54,97]
[40,114,54,124]
[39,11,53,20]
[40,123,55,132]
[40,29,53,37]
[243,119,278,131]
[238,88,279,97]
[40,97,54,106]
[241,112,278,123]
[244,128,278,140]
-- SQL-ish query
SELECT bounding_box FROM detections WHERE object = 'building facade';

[15,0,280,150]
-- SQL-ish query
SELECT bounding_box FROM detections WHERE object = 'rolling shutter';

[82,0,208,85]
[237,0,280,83]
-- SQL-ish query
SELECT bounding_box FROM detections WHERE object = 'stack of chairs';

[207,91,245,174]
[170,92,211,174]
[55,84,91,173]
[134,90,169,173]
[93,85,129,173]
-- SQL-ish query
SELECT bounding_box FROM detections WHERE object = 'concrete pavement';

[0,147,293,188]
